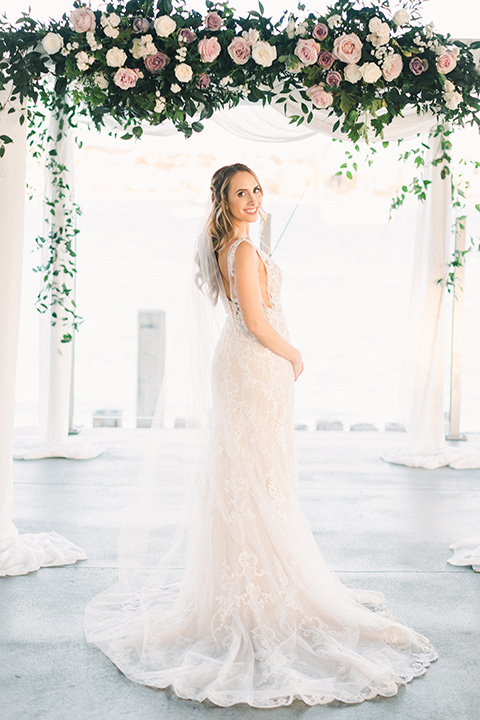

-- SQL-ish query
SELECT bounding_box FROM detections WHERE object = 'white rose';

[75,51,90,71]
[131,38,147,59]
[108,13,121,28]
[295,21,308,37]
[252,40,277,67]
[393,10,410,26]
[154,15,176,38]
[42,32,64,54]
[369,17,382,32]
[171,83,181,93]
[242,28,260,46]
[344,63,362,83]
[368,21,390,47]
[155,96,166,113]
[361,62,382,83]
[286,19,296,39]
[327,14,341,29]
[106,47,127,67]
[444,79,455,93]
[103,25,119,39]
[94,72,109,89]
[444,90,462,110]
[174,63,193,82]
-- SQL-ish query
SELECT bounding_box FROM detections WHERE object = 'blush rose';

[382,53,403,81]
[307,83,333,108]
[198,37,221,62]
[436,51,457,74]
[228,37,251,65]
[70,7,96,33]
[113,67,142,90]
[326,70,341,87]
[332,33,363,64]
[294,39,320,66]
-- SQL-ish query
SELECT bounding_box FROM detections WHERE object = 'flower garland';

[0,0,479,339]
[1,0,479,145]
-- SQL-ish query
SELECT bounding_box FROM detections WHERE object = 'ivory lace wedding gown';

[85,238,437,707]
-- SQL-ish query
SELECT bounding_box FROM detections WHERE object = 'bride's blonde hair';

[208,163,264,254]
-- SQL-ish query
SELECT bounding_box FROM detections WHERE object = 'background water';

[14,118,480,431]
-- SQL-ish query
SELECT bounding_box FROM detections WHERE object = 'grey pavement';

[1,429,479,720]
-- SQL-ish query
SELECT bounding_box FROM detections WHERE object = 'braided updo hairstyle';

[207,163,264,255]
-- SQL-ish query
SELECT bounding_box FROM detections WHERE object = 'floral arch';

[0,0,480,575]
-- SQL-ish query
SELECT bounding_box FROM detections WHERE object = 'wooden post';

[137,310,166,428]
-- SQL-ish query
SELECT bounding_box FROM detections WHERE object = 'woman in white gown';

[85,163,437,707]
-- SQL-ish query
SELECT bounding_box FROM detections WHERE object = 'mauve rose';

[113,67,141,90]
[144,52,169,72]
[312,23,328,41]
[326,70,341,87]
[307,83,333,108]
[178,28,196,44]
[205,12,223,31]
[294,39,319,66]
[70,7,96,33]
[382,53,403,81]
[227,36,251,65]
[332,33,363,64]
[436,51,457,74]
[198,36,221,63]
[409,57,428,75]
[132,17,150,34]
[196,72,211,89]
[318,50,334,69]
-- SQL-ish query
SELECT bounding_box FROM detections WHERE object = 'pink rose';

[307,83,333,108]
[144,52,169,72]
[382,53,403,81]
[332,33,363,64]
[196,72,211,89]
[294,39,320,66]
[318,50,334,69]
[409,57,428,75]
[326,70,341,87]
[205,12,222,31]
[227,36,251,65]
[70,6,96,33]
[178,28,196,44]
[436,51,457,74]
[132,17,150,34]
[113,67,142,89]
[198,36,221,63]
[312,23,328,41]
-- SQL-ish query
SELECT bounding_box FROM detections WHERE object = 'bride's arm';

[234,241,303,380]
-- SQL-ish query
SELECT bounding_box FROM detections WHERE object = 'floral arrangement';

[0,0,479,340]
[1,0,479,144]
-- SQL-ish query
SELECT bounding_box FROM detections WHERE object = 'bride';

[85,163,437,707]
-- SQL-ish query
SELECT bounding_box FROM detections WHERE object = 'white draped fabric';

[0,88,87,576]
[448,535,480,572]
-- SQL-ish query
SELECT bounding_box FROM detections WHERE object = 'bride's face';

[227,171,263,228]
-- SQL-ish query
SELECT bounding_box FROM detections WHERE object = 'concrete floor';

[1,429,479,720]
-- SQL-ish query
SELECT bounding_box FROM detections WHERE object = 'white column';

[0,89,87,575]
[0,88,26,544]
[14,108,103,460]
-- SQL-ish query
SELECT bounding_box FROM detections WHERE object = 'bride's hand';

[292,354,304,382]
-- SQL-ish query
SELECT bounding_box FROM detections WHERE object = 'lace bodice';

[220,237,286,337]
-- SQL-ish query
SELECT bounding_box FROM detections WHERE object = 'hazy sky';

[2,0,480,37]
